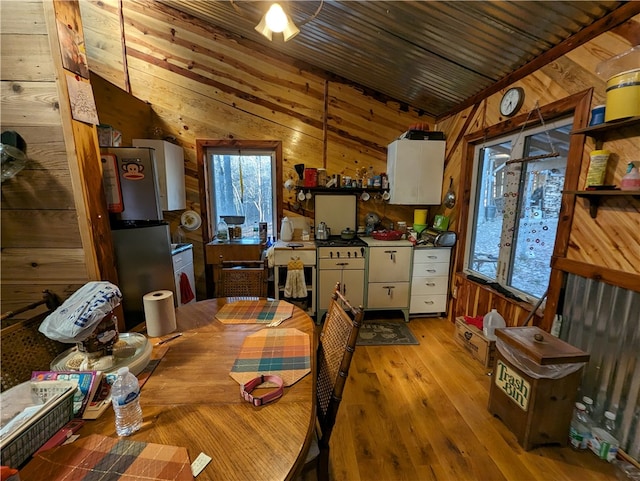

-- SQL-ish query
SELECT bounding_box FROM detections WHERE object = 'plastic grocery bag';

[496,338,586,380]
[39,281,122,343]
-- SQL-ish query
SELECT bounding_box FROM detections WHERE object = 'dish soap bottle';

[483,309,506,341]
[620,162,640,190]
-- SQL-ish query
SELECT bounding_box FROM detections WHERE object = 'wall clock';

[500,87,525,117]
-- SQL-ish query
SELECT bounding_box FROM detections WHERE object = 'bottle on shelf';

[569,402,592,450]
[111,367,143,436]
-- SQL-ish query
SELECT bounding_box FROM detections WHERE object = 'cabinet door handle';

[383,285,395,296]
[384,250,397,261]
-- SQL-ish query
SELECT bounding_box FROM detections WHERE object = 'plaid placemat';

[20,434,193,480]
[229,328,310,387]
[215,299,294,324]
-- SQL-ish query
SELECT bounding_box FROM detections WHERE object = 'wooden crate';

[454,317,496,368]
[488,327,590,450]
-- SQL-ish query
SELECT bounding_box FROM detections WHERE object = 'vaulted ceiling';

[157,1,630,119]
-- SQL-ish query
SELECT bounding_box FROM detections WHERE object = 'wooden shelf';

[564,190,640,218]
[295,186,388,194]
[571,116,640,136]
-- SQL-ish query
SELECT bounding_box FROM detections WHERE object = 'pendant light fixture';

[230,1,323,42]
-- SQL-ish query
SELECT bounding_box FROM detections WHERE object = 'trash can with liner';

[488,326,589,450]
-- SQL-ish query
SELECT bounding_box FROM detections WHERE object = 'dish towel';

[284,258,307,299]
[179,272,195,304]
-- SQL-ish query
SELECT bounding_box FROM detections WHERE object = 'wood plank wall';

[1,0,90,319]
[435,14,639,327]
[4,0,636,328]
[80,0,433,299]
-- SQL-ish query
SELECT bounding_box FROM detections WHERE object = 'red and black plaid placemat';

[215,299,293,324]
[20,434,193,480]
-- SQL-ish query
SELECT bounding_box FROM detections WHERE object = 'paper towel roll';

[143,290,177,338]
[414,209,428,226]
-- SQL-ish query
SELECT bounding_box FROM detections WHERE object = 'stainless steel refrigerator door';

[104,147,163,221]
[112,223,175,330]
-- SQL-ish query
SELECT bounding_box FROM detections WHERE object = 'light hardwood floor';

[306,316,619,481]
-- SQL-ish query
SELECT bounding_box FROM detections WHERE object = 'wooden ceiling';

[156,0,633,119]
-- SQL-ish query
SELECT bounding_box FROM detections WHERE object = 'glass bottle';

[216,218,229,241]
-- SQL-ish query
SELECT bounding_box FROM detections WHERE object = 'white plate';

[50,333,152,376]
[181,210,202,230]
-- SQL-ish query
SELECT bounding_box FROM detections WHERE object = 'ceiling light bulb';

[265,3,288,33]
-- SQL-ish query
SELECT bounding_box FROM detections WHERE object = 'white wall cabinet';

[133,139,186,211]
[410,247,451,316]
[387,138,446,205]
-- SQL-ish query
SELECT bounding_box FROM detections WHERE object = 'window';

[466,118,572,300]
[205,146,278,239]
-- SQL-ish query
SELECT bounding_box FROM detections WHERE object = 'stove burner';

[315,236,367,248]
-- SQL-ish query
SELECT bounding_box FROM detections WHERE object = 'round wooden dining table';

[80,298,317,481]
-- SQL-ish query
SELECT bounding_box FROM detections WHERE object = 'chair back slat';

[316,282,363,446]
[219,259,268,298]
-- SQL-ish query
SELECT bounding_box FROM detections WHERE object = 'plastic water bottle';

[483,309,506,341]
[111,367,143,436]
[604,411,617,436]
[569,402,591,449]
[589,411,619,461]
[582,396,595,418]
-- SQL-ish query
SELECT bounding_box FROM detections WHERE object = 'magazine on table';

[31,371,102,417]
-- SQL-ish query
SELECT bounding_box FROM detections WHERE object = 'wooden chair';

[1,290,67,392]
[302,282,364,481]
[218,258,268,298]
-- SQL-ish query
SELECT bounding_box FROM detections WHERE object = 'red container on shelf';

[304,168,318,187]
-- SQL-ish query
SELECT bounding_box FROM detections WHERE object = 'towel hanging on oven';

[284,257,307,299]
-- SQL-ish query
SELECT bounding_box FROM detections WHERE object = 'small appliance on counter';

[417,228,457,247]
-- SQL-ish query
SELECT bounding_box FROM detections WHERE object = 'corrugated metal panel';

[561,274,640,460]
[158,1,623,117]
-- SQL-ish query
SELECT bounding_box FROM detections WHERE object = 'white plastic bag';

[38,281,122,343]
[496,338,586,380]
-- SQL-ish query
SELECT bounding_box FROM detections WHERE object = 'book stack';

[30,371,115,420]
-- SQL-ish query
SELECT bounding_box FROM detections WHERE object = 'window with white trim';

[465,117,573,301]
[205,148,277,239]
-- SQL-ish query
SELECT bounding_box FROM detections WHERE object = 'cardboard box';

[454,317,496,368]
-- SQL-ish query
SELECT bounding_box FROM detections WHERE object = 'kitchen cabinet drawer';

[413,248,450,264]
[172,248,193,270]
[274,249,316,266]
[367,282,410,309]
[318,258,365,270]
[368,247,412,282]
[410,276,448,296]
[412,262,450,278]
[410,294,448,313]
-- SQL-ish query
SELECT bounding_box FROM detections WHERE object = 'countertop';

[272,240,317,250]
[206,238,263,246]
[360,237,413,248]
[171,242,193,255]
